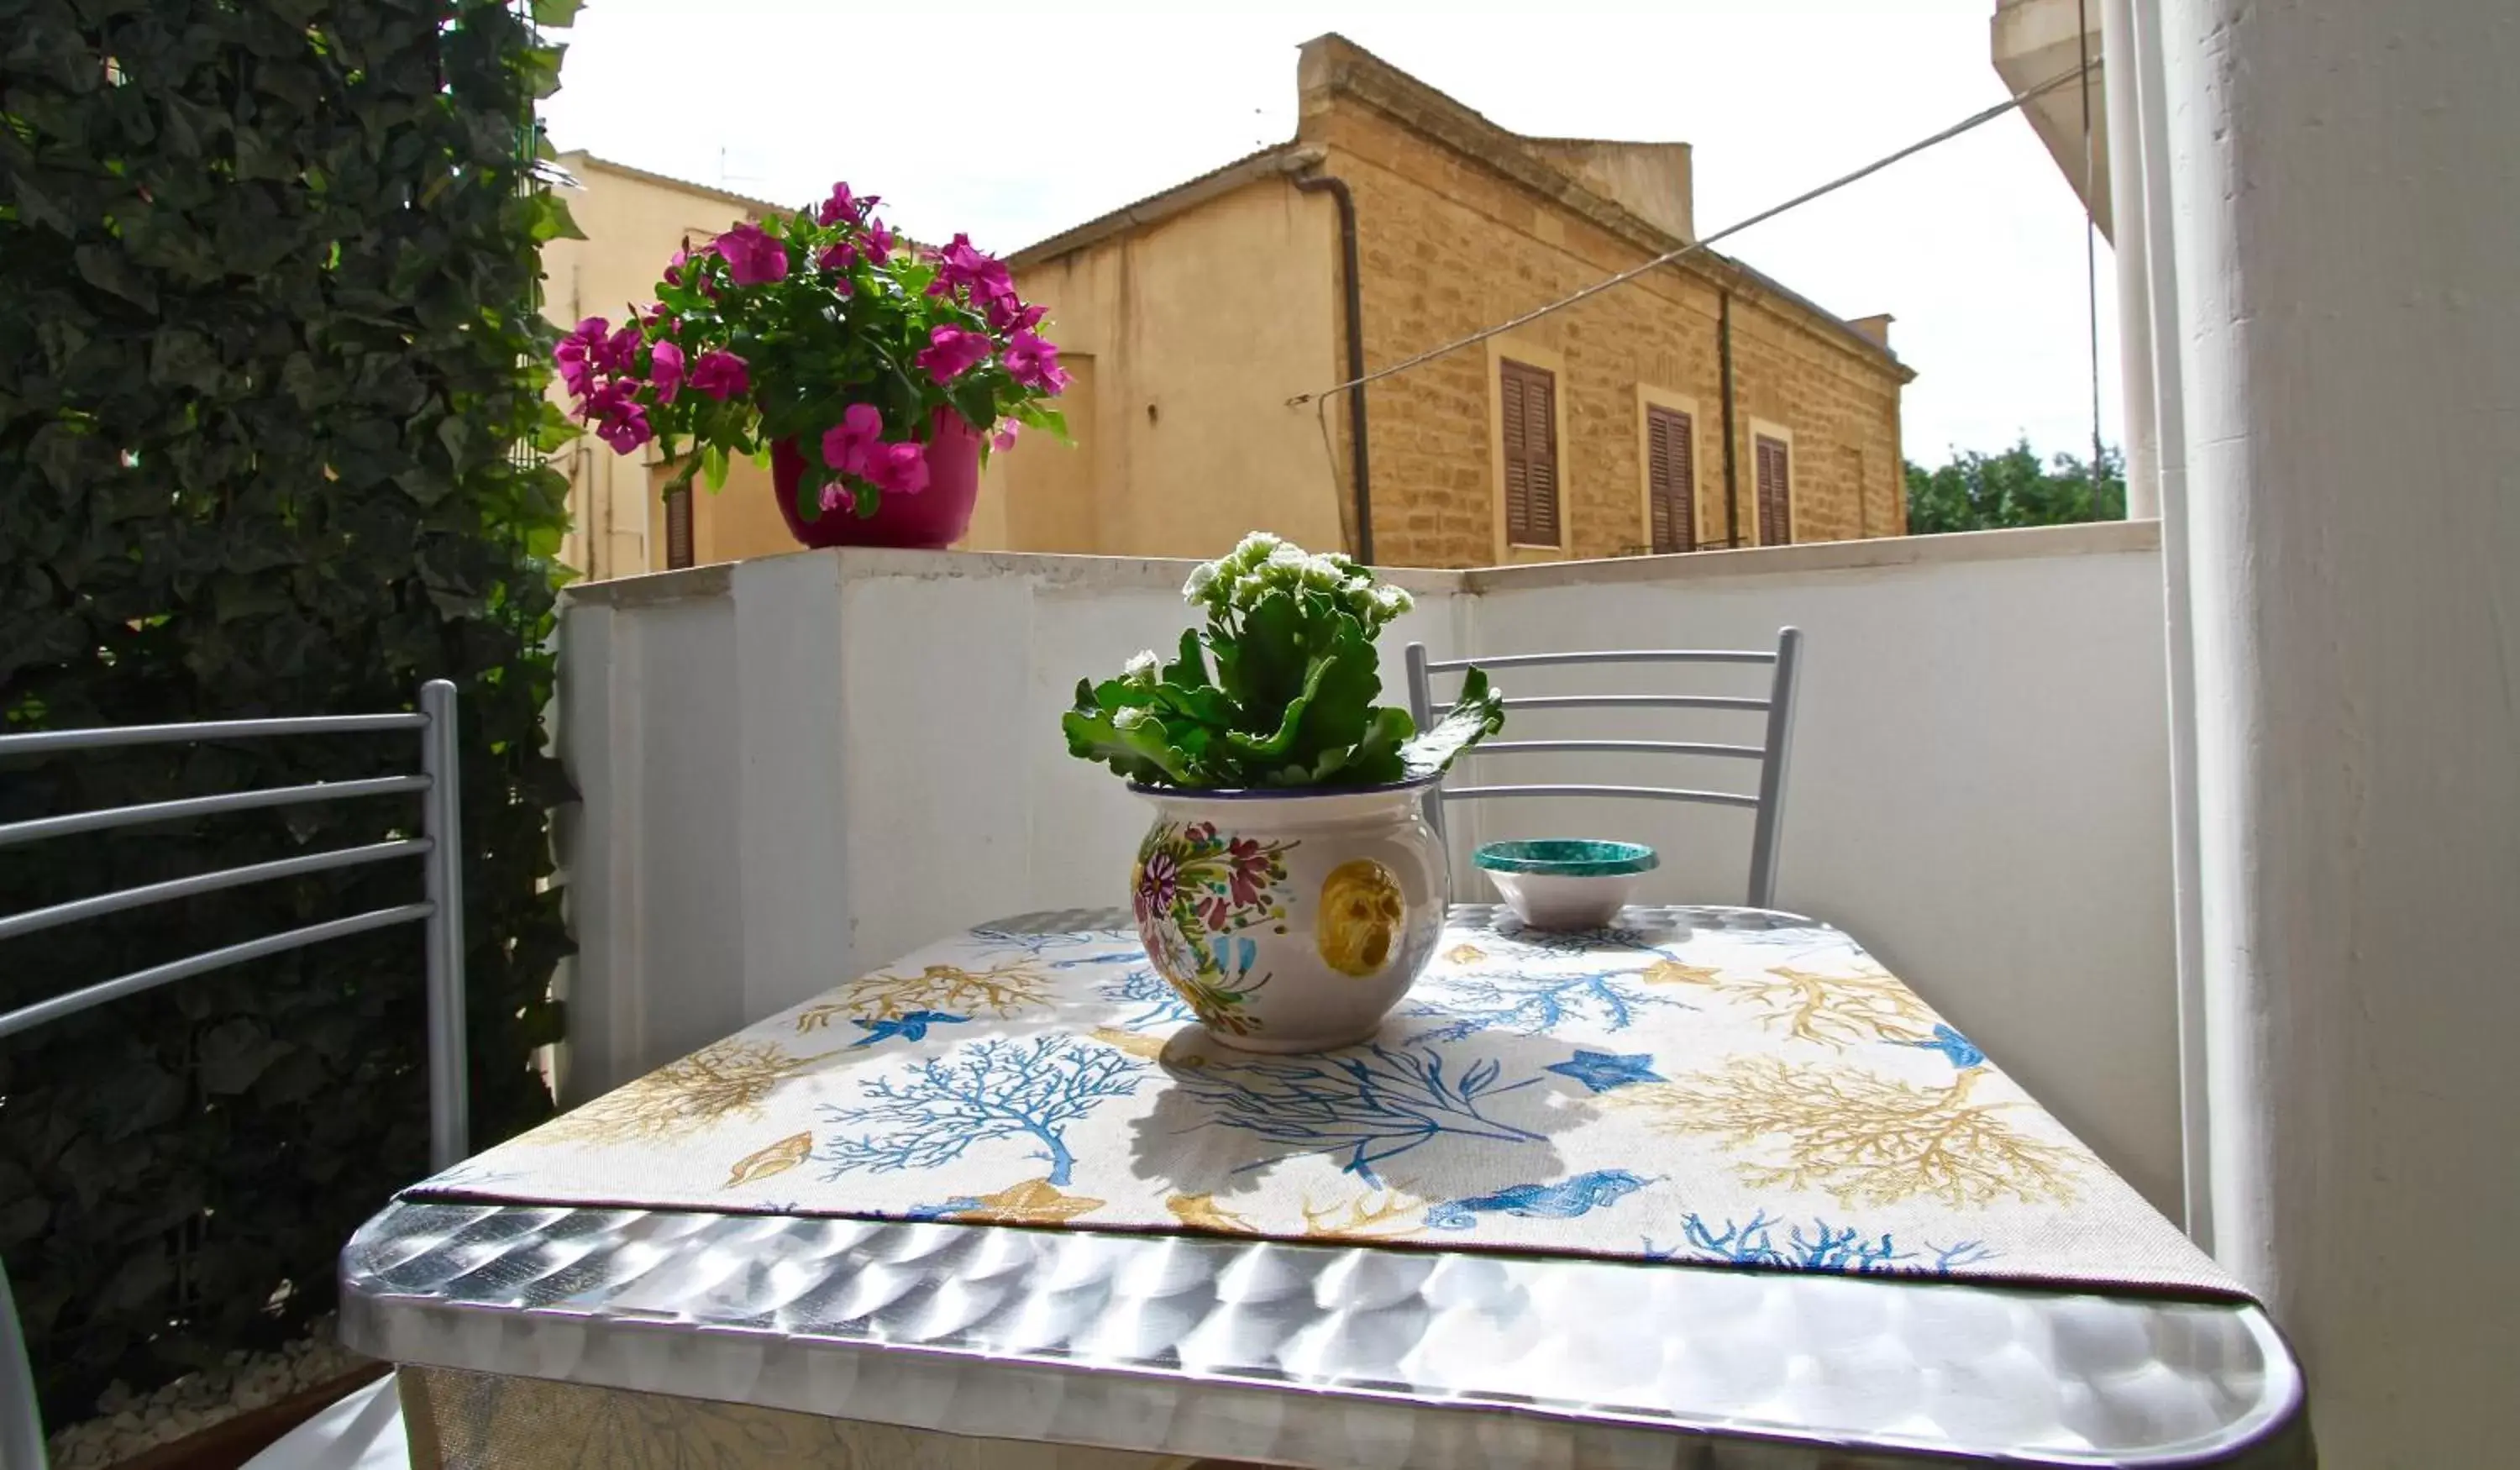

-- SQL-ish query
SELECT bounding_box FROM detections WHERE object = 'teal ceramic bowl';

[1473,840,1659,930]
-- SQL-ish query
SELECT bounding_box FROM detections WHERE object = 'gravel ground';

[45,1318,376,1469]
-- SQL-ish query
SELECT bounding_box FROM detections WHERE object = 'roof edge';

[558,150,790,218]
[1006,144,1326,270]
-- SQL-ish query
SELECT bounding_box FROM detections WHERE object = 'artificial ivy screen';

[0,0,581,1421]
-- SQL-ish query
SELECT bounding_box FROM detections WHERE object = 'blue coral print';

[1648,1211,1997,1275]
[1099,964,1194,1030]
[1408,964,1686,1041]
[818,1036,1145,1187]
[1425,1169,1649,1231]
[1173,1041,1546,1188]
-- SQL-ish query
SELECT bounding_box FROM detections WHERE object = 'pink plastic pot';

[770,410,984,551]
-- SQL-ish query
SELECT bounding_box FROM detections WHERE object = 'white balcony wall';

[553,549,1466,1102]
[553,523,2180,1215]
[1457,521,2178,1211]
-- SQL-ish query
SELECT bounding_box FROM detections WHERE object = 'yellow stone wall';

[963,175,1350,562]
[1296,39,1909,569]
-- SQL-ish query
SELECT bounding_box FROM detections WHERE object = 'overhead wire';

[1286,56,2100,413]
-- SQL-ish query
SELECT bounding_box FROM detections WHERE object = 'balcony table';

[341,906,2310,1469]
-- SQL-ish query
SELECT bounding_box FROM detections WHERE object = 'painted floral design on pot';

[1132,821,1292,1036]
[1131,780,1447,1053]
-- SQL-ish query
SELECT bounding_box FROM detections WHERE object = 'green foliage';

[1905,440,2127,534]
[0,0,571,1422]
[1063,534,1505,790]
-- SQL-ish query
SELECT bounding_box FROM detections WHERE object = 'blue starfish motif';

[1545,1049,1666,1094]
[1425,1168,1650,1231]
[848,1011,970,1048]
[1899,1023,1985,1069]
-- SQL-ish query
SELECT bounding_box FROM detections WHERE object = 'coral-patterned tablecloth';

[411,906,2242,1299]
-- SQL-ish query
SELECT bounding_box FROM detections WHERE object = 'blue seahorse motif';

[1424,1168,1650,1231]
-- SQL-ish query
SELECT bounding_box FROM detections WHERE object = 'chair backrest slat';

[0,681,467,1467]
[1423,648,1777,671]
[0,774,431,849]
[1405,630,1804,908]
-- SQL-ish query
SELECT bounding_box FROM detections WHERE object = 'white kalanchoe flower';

[1228,532,1284,570]
[1111,706,1150,730]
[1296,554,1347,591]
[1122,650,1160,685]
[1181,562,1216,601]
[1263,543,1309,571]
[1372,584,1414,617]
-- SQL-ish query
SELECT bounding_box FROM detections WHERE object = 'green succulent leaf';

[1403,667,1509,780]
[1063,536,1500,791]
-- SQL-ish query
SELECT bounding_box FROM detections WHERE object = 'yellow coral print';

[1614,1058,2082,1208]
[1089,1026,1167,1060]
[535,1039,827,1146]
[1651,961,1937,1050]
[1299,1186,1426,1240]
[938,1179,1105,1226]
[1317,858,1404,976]
[722,1131,813,1188]
[794,961,1053,1030]
[1444,943,1488,965]
[1166,1193,1254,1234]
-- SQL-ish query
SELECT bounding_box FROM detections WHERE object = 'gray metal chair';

[0,682,468,1469]
[1404,629,1803,909]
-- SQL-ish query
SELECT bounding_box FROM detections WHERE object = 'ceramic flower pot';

[769,409,984,550]
[1129,779,1447,1054]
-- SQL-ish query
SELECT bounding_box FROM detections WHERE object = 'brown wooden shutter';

[1646,406,1695,554]
[664,485,694,569]
[1499,359,1559,546]
[1754,434,1791,546]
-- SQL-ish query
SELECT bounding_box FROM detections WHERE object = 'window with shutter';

[1646,406,1695,554]
[1755,434,1792,546]
[1499,358,1560,546]
[664,486,695,569]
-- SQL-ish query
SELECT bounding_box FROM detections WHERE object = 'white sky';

[543,0,2118,465]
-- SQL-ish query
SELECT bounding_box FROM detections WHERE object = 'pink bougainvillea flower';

[925,233,1008,300]
[860,218,894,266]
[990,418,1020,453]
[820,402,884,475]
[594,323,640,375]
[1000,329,1068,392]
[647,339,685,403]
[817,240,858,274]
[585,381,653,453]
[913,324,991,384]
[815,182,878,226]
[819,480,848,513]
[712,222,790,286]
[867,439,929,497]
[689,349,750,402]
[554,316,606,397]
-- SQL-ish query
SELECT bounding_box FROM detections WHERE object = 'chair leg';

[1,1258,50,1470]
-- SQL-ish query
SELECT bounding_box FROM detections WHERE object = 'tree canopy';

[1906,441,2126,534]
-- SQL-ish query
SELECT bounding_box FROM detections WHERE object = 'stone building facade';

[967,34,1911,569]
